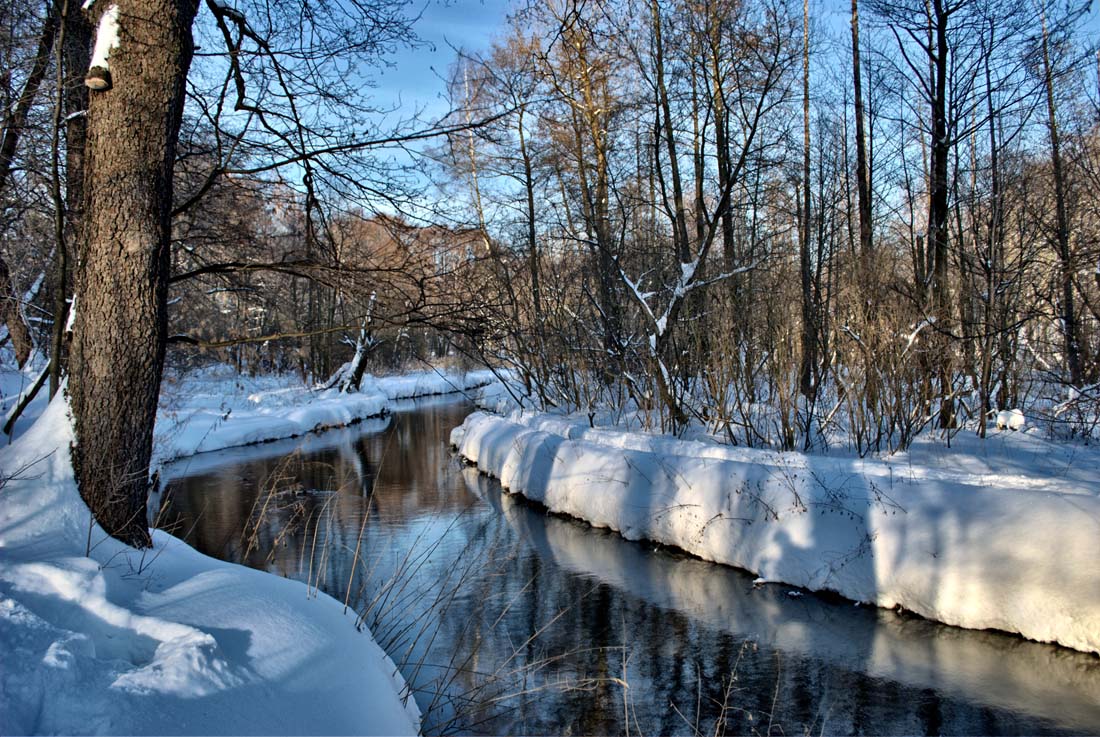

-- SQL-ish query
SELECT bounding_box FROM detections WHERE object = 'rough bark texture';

[69,0,198,547]
[851,0,872,261]
[0,254,32,367]
[51,1,92,397]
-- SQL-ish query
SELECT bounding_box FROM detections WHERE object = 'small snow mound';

[112,630,245,696]
[996,409,1026,431]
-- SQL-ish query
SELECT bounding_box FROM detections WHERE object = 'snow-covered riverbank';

[452,410,1100,655]
[0,367,498,735]
[0,399,421,735]
[154,366,496,462]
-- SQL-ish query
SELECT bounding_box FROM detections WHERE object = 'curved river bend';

[153,398,1100,735]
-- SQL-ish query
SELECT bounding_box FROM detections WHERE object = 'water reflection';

[156,399,1100,735]
[494,476,1100,733]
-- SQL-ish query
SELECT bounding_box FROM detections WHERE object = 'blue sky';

[372,0,514,122]
[373,0,1099,122]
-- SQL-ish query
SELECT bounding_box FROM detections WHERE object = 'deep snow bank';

[155,366,495,462]
[453,411,1100,655]
[481,477,1100,731]
[0,399,420,735]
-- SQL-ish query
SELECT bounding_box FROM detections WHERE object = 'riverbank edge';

[153,368,497,465]
[0,370,499,735]
[450,410,1100,656]
[0,397,422,735]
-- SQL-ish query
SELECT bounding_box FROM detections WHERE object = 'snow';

[1,349,49,437]
[0,398,420,735]
[0,364,497,735]
[88,5,120,72]
[154,366,496,462]
[454,410,1100,655]
[361,368,494,401]
[996,408,1025,431]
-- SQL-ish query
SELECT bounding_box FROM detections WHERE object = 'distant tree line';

[439,0,1100,451]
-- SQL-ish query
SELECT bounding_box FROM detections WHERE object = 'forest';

[1,0,1099,734]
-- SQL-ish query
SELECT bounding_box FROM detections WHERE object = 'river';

[152,397,1100,735]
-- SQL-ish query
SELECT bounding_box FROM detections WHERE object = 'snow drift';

[0,399,420,735]
[483,480,1100,731]
[155,366,496,462]
[453,411,1100,655]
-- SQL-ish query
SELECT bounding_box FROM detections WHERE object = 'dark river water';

[152,397,1100,736]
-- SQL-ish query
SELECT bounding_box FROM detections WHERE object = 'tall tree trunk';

[851,0,872,261]
[1040,10,1083,385]
[564,43,619,366]
[518,106,541,327]
[978,24,1003,438]
[69,0,198,547]
[650,0,690,263]
[50,0,91,397]
[799,0,816,401]
[927,0,954,428]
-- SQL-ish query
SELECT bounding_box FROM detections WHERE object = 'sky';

[372,0,514,122]
[373,0,1100,121]
[241,0,1099,221]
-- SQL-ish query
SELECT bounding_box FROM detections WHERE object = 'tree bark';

[927,0,955,428]
[51,0,92,397]
[69,0,198,547]
[650,0,691,263]
[851,0,873,261]
[0,254,33,367]
[518,106,542,327]
[799,0,816,401]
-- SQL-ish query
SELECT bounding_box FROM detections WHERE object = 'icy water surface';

[154,397,1100,735]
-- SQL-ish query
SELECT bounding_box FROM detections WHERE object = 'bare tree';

[69,0,200,546]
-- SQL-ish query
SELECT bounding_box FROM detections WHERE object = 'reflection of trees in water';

[157,402,1096,736]
[490,489,1097,736]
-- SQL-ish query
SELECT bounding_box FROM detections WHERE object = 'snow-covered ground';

[0,363,497,735]
[0,398,420,735]
[154,365,496,462]
[452,410,1100,655]
[0,350,50,440]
